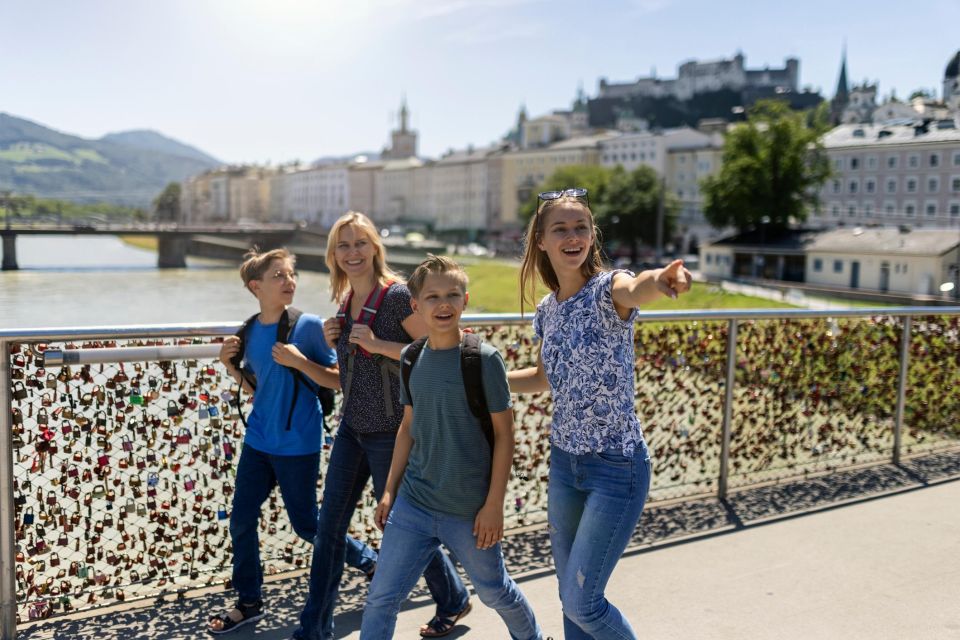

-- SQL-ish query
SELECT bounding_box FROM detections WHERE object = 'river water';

[0,236,338,329]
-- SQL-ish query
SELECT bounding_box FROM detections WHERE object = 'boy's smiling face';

[248,257,297,307]
[411,272,468,332]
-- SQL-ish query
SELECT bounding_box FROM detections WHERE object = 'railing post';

[718,318,738,499]
[893,315,912,465]
[0,340,17,639]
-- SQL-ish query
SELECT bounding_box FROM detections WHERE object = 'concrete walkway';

[19,450,960,640]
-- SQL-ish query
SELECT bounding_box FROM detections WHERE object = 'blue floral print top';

[533,270,644,457]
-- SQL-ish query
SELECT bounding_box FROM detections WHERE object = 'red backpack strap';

[349,280,395,358]
[336,290,353,329]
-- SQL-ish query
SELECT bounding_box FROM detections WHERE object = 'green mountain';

[0,113,221,206]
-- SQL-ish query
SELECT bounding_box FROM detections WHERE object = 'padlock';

[184,475,195,491]
[36,408,49,425]
[176,428,191,445]
[12,382,28,401]
[208,404,219,418]
[217,505,228,521]
[121,436,133,453]
[97,449,109,467]
[22,508,34,526]
[222,436,234,459]
[166,400,180,418]
[147,472,159,488]
[40,393,52,407]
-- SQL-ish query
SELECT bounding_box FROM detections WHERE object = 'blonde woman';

[293,213,470,640]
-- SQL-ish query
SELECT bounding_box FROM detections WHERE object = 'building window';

[908,154,920,168]
[906,178,918,193]
[863,202,874,217]
[833,158,843,170]
[849,180,858,194]
[813,258,823,272]
[928,177,939,193]
[926,202,938,216]
[905,203,916,216]
[884,202,896,215]
[831,204,840,217]
[847,204,857,217]
[706,254,713,265]
[954,152,960,166]
[867,156,878,169]
[850,157,860,169]
[952,177,960,192]
[834,260,843,273]
[866,179,876,194]
[930,153,940,167]
[950,203,960,217]
[887,155,898,169]
[832,180,841,194]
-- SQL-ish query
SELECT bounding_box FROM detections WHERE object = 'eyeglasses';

[537,187,589,212]
[269,270,299,282]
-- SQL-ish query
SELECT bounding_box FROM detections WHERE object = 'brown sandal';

[419,600,472,637]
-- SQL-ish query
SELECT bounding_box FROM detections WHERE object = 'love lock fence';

[2,309,959,638]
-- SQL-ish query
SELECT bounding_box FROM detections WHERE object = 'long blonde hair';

[326,212,404,303]
[518,197,603,314]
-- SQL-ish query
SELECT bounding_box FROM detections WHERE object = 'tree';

[597,165,675,265]
[153,182,182,223]
[701,100,831,232]
[518,165,614,221]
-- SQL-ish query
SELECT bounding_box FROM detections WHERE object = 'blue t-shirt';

[242,313,337,456]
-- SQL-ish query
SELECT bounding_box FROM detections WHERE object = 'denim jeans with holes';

[547,443,652,640]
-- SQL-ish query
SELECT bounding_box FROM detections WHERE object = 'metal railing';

[3,307,960,638]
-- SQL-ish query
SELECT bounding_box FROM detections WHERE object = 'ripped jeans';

[547,443,652,640]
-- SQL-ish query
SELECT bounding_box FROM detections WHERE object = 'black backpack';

[230,307,336,432]
[400,332,494,453]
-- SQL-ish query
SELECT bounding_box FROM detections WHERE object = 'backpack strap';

[400,337,429,408]
[460,332,494,453]
[232,313,260,431]
[340,281,400,417]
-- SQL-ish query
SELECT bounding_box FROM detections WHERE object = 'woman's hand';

[322,317,341,349]
[348,324,381,354]
[375,492,394,531]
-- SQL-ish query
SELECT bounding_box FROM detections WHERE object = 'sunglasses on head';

[536,187,589,211]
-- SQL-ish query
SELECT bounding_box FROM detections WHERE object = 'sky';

[3,0,959,164]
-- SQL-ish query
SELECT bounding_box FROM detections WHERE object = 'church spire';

[399,95,409,134]
[835,43,849,102]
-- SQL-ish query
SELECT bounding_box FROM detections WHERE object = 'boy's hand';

[322,316,341,349]
[219,336,240,369]
[655,259,692,299]
[374,492,394,531]
[272,343,305,369]
[348,325,380,354]
[473,502,504,550]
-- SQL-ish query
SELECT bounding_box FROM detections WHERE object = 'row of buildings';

[181,50,960,259]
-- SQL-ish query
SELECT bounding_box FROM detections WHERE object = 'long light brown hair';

[518,197,603,314]
[325,212,403,303]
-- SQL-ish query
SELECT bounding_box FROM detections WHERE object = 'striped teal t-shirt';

[398,339,512,520]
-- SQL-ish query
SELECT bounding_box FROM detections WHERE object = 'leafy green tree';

[518,165,614,221]
[597,165,675,264]
[153,182,182,222]
[702,99,831,232]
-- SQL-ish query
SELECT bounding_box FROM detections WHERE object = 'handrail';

[2,306,960,342]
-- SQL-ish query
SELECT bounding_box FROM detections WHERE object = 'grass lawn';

[461,259,797,313]
[120,236,159,251]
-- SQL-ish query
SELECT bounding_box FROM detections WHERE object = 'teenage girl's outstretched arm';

[611,259,692,318]
[374,405,415,530]
[507,344,549,394]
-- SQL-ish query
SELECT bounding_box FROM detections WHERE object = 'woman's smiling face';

[537,202,595,273]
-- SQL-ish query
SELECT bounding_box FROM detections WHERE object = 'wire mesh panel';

[8,337,325,622]
[904,314,960,454]
[634,320,728,500]
[729,316,910,487]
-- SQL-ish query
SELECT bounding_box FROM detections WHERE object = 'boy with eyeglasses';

[209,248,378,635]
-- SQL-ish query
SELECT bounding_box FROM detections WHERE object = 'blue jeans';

[229,444,377,603]
[548,443,652,640]
[294,424,469,640]
[361,494,542,640]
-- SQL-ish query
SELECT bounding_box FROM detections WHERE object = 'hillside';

[0,113,220,206]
